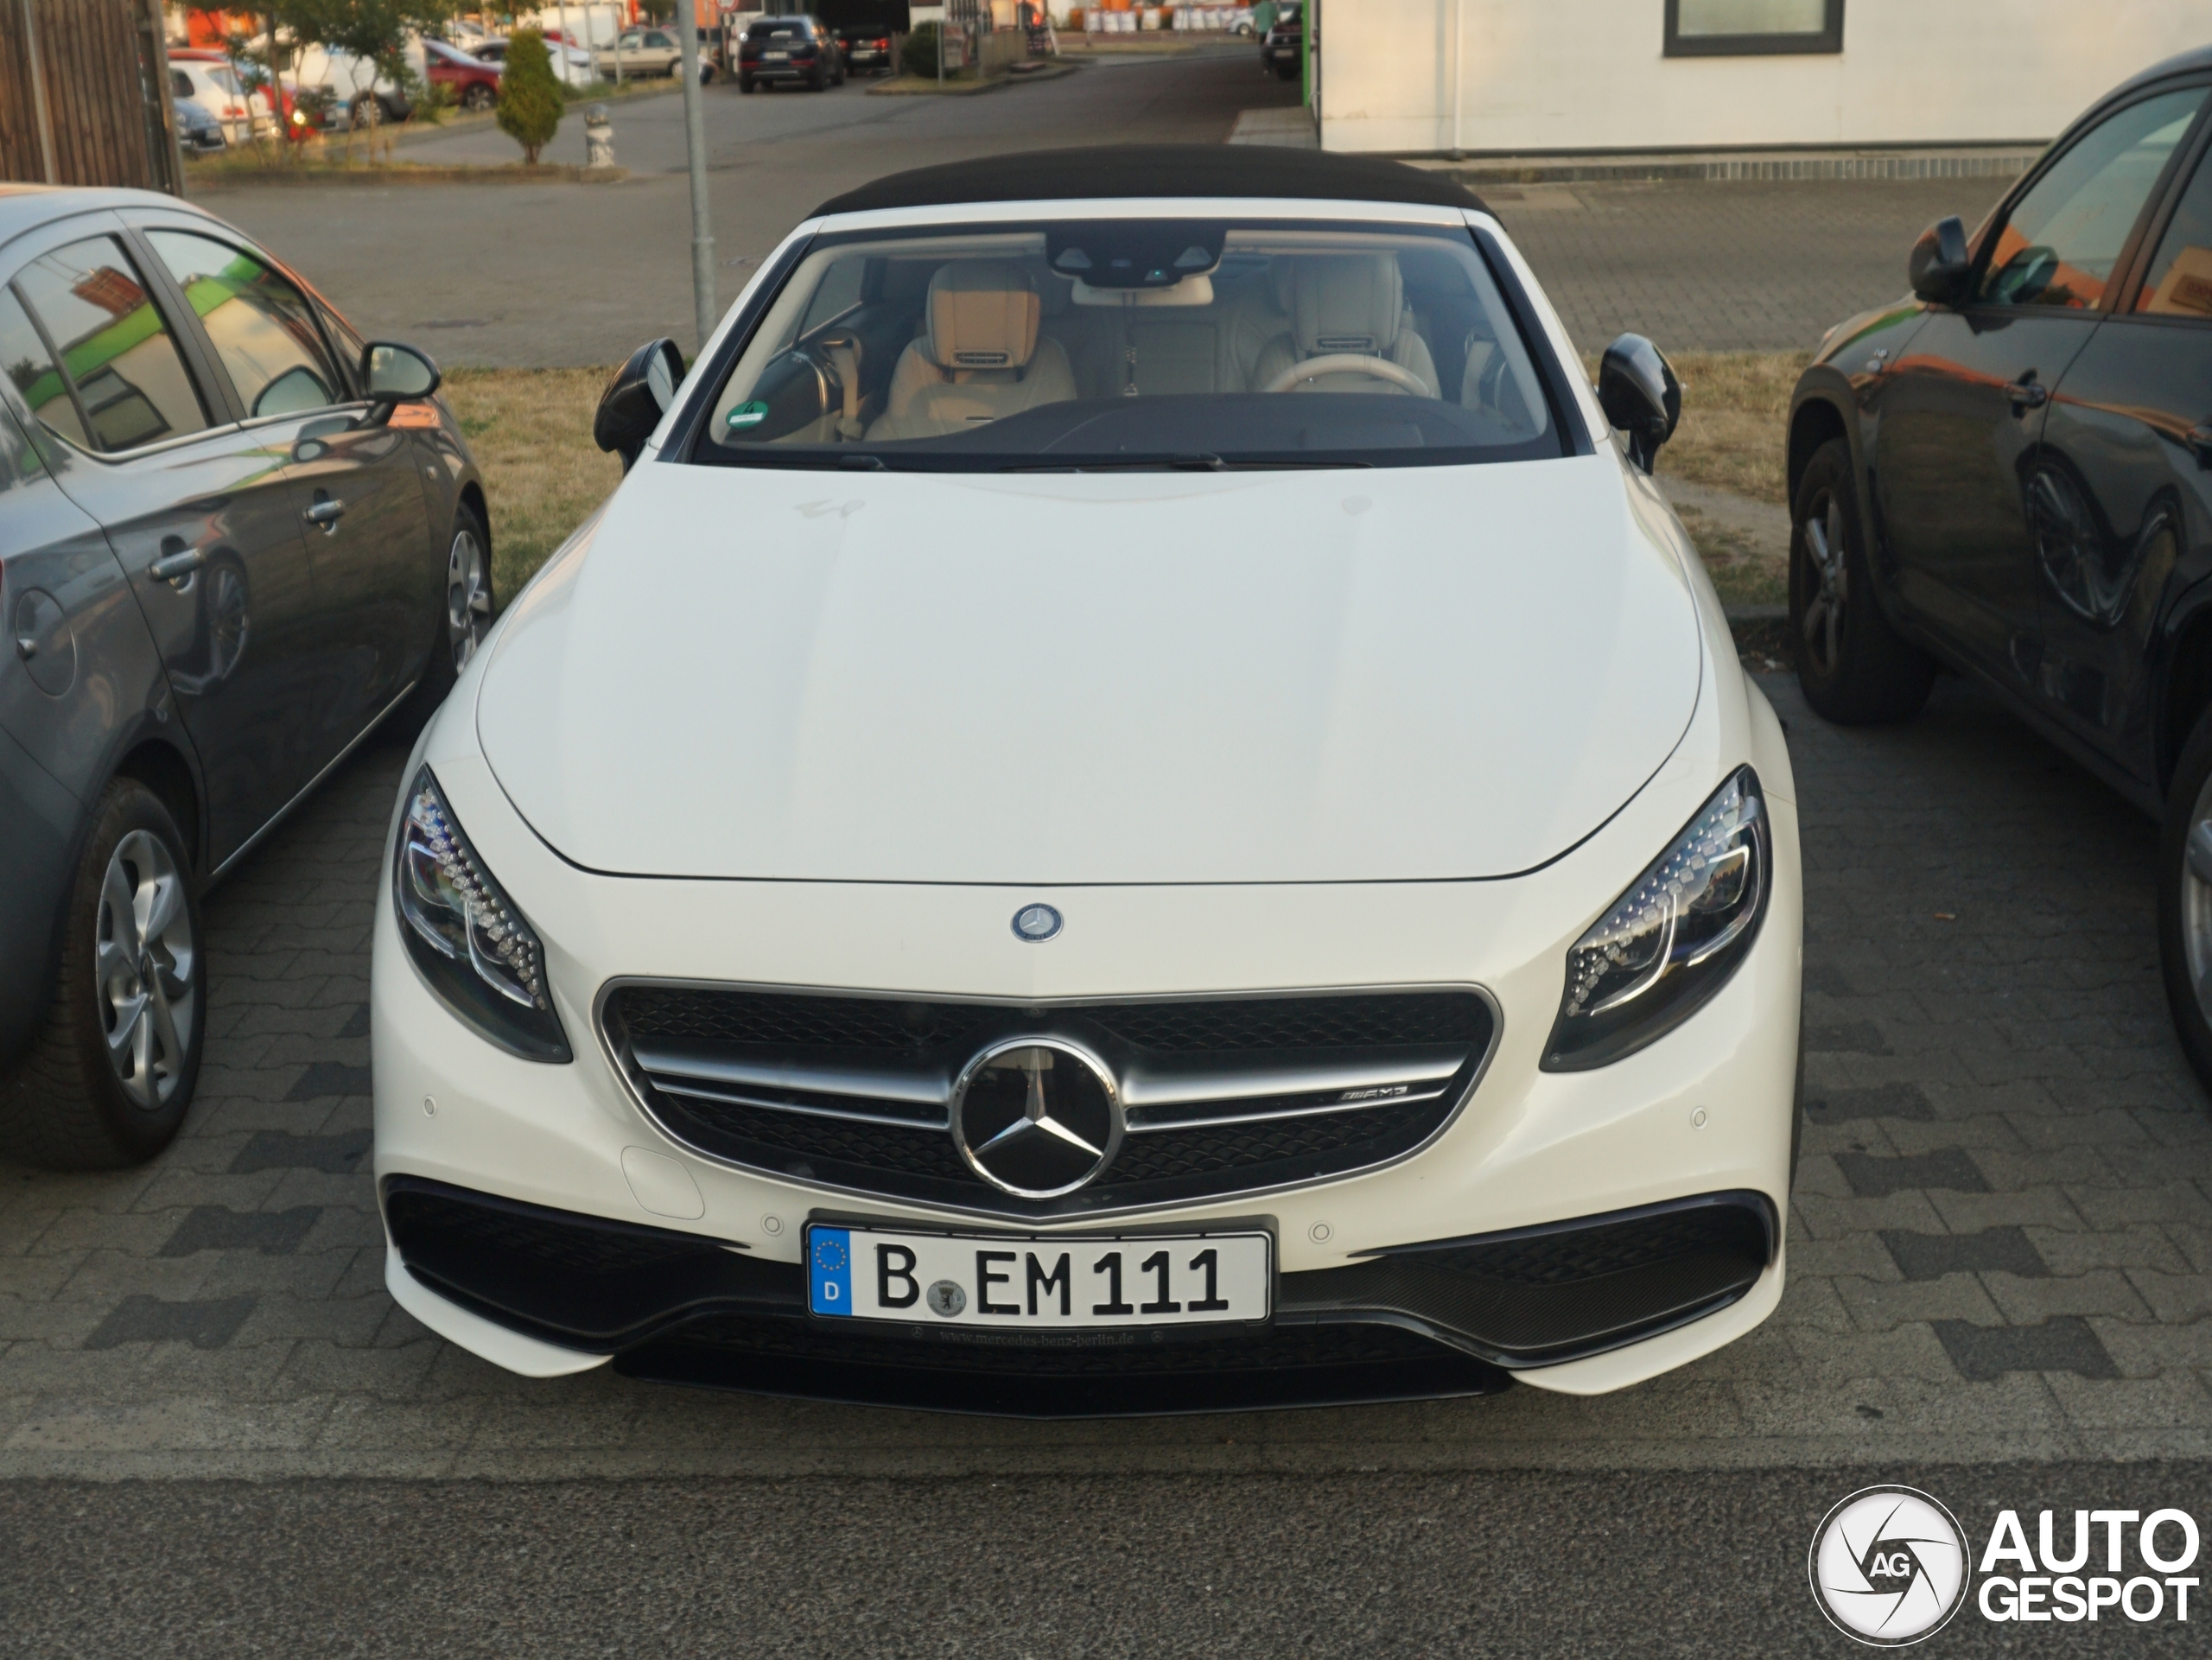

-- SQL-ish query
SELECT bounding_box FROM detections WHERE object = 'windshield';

[695,219,1560,471]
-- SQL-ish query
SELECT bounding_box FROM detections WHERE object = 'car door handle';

[2190,423,2212,468]
[150,543,205,583]
[2005,376,2050,414]
[304,494,345,529]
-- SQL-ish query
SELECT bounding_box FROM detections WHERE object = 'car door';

[1872,84,2208,686]
[137,216,438,763]
[4,218,323,869]
[2031,93,2212,781]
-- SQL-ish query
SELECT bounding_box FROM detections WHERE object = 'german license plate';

[765,49,789,59]
[806,1222,1272,1329]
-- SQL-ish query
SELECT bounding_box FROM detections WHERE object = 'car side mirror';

[1909,215,1973,306]
[594,338,685,473]
[1597,333,1680,474]
[362,340,441,401]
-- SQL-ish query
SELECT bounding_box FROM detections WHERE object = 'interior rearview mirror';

[1909,216,1973,306]
[594,338,686,472]
[361,340,441,402]
[1597,333,1681,474]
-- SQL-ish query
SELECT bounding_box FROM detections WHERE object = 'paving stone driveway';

[3,673,2209,1479]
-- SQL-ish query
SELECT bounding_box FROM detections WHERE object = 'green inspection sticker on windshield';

[727,400,768,429]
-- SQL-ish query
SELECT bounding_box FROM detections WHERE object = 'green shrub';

[496,28,563,163]
[900,23,940,78]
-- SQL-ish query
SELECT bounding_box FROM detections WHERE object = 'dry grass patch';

[441,367,623,603]
[1657,351,1810,507]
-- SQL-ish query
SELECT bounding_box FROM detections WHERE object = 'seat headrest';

[925,260,1040,371]
[1285,254,1403,357]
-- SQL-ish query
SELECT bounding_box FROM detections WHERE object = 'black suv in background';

[737,16,848,92]
[1262,3,1300,81]
[1788,45,2212,1097]
[835,23,893,74]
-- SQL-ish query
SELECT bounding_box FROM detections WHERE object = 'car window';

[0,283,92,450]
[702,219,1560,471]
[1974,87,2207,309]
[647,30,672,46]
[11,236,210,453]
[170,67,193,98]
[2136,141,2212,318]
[145,230,345,419]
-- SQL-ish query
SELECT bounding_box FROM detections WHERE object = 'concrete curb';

[185,162,632,191]
[1409,146,2043,187]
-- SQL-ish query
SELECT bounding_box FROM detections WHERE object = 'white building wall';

[1318,0,2209,156]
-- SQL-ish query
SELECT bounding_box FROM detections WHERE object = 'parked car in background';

[834,23,893,75]
[423,38,502,111]
[1262,2,1300,80]
[290,44,415,129]
[372,146,1801,1415]
[594,25,683,76]
[737,16,844,91]
[1789,44,2212,1101]
[172,98,227,156]
[167,53,274,143]
[475,34,602,88]
[0,186,493,1169]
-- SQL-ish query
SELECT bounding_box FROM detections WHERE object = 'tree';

[497,29,563,165]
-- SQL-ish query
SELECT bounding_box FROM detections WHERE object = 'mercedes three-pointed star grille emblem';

[950,1036,1123,1199]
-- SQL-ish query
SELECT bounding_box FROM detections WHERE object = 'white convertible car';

[371,147,1803,1414]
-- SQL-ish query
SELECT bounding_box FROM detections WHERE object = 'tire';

[2158,705,2212,1106]
[351,92,383,130]
[739,74,754,92]
[396,501,494,733]
[0,780,204,1169]
[809,67,826,90]
[1789,436,1936,724]
[1273,61,1299,80]
[461,84,495,111]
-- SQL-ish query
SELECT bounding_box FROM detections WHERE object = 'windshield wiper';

[994,454,1370,474]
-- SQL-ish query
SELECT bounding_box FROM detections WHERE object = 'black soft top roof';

[811,144,1485,219]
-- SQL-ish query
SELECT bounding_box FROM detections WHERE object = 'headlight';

[393,766,570,1062]
[1542,767,1769,1072]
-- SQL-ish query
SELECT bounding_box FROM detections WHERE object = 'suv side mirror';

[594,338,685,473]
[1909,216,1973,305]
[1598,333,1681,474]
[361,340,441,401]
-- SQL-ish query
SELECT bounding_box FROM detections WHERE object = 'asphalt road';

[198,48,1303,369]
[194,50,2004,365]
[7,1463,2207,1655]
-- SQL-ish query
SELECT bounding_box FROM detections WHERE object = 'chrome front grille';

[601,984,1498,1219]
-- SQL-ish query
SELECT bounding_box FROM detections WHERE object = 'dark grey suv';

[0,186,493,1169]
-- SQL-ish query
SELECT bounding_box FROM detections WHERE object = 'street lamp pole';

[676,0,717,353]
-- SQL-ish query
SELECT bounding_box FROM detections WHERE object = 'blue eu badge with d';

[810,1229,852,1316]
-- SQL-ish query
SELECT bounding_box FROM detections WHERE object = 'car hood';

[475,457,1701,884]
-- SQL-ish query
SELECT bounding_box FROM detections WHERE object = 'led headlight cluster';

[393,766,570,1062]
[1544,766,1769,1072]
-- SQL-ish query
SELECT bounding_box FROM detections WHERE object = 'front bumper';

[372,672,1802,1410]
[381,1177,1775,1415]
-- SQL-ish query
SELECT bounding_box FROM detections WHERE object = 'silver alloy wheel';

[2182,777,2212,1027]
[1800,491,1848,676]
[446,525,491,672]
[94,830,196,1110]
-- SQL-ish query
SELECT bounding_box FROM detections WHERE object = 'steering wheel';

[1262,353,1432,397]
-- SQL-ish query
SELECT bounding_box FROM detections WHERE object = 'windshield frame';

[660,202,1592,474]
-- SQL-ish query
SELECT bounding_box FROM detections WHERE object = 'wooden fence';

[0,0,183,194]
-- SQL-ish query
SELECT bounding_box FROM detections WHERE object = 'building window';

[1664,0,1843,56]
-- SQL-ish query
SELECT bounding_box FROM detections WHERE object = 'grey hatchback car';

[0,186,493,1169]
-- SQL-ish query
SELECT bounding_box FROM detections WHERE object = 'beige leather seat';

[1249,255,1441,398]
[866,261,1077,441]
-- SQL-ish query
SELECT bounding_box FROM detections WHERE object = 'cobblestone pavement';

[1497,177,2007,353]
[3,669,2207,1479]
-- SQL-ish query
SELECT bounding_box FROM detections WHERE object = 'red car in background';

[423,38,502,111]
